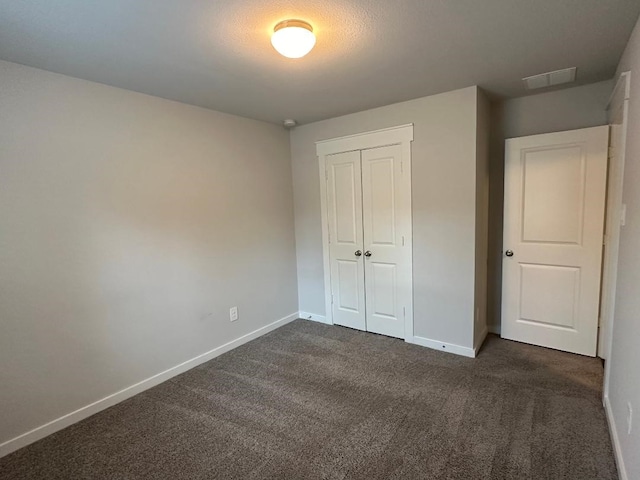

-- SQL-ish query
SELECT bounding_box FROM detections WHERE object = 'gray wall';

[487,80,613,331]
[0,60,298,445]
[291,86,481,348]
[608,15,640,479]
[474,90,491,346]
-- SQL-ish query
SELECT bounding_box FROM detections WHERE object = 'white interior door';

[502,126,608,356]
[361,144,411,339]
[326,151,366,331]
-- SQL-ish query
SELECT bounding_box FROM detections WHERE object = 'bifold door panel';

[326,151,366,331]
[361,145,408,339]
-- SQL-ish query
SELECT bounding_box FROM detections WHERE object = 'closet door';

[361,144,410,339]
[326,151,366,331]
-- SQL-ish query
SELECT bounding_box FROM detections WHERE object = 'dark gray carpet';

[0,320,617,479]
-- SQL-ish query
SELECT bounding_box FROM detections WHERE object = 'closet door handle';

[355,250,362,257]
[364,251,372,258]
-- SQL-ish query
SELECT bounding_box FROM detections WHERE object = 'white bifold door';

[501,126,608,356]
[325,144,411,339]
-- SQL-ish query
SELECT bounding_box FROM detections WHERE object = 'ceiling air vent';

[523,67,577,90]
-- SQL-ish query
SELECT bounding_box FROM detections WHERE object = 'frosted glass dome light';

[271,20,316,59]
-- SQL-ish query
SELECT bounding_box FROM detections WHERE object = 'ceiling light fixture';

[271,20,316,59]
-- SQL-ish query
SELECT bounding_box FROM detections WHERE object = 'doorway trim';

[316,124,414,341]
[599,72,631,362]
[602,72,630,384]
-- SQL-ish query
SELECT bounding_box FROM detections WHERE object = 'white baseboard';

[300,314,479,359]
[474,326,489,356]
[298,311,330,324]
[0,312,299,459]
[488,324,501,335]
[604,395,629,480]
[408,335,476,358]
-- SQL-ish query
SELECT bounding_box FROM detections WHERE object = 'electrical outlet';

[628,402,633,435]
[229,306,238,322]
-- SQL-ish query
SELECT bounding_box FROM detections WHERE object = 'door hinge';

[402,235,405,246]
[603,234,607,246]
[331,294,334,305]
[401,161,404,174]
[403,306,406,318]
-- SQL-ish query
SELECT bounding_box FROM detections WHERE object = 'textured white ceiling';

[1,0,639,124]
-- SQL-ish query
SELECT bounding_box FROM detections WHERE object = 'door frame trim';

[316,124,415,341]
[599,71,630,360]
[603,72,630,399]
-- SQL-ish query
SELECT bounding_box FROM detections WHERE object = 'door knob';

[505,250,514,257]
[364,251,372,257]
[355,250,362,257]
